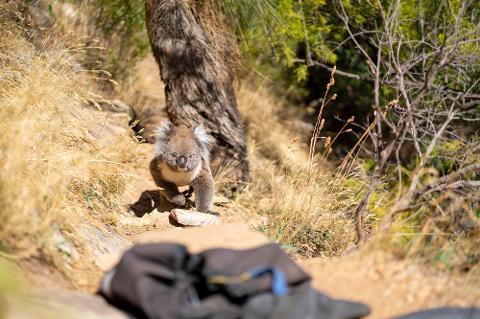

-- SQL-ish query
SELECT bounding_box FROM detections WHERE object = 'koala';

[150,120,215,213]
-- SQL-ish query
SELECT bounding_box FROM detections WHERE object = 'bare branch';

[418,163,480,195]
[292,58,369,80]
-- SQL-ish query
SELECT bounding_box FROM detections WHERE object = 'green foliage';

[390,211,421,246]
[0,260,22,310]
[294,64,308,82]
[361,158,376,174]
[222,1,480,271]
[367,190,388,222]
[427,140,465,175]
[78,0,149,79]
[219,0,336,88]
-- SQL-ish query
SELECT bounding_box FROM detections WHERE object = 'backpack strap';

[207,265,289,297]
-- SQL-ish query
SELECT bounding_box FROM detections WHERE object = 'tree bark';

[145,0,249,184]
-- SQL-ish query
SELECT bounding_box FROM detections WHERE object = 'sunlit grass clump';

[0,19,130,269]
[236,85,359,257]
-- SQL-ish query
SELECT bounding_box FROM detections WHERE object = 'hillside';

[1,1,479,319]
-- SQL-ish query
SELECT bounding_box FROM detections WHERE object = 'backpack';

[99,243,370,319]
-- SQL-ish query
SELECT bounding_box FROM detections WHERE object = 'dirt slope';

[18,119,478,318]
[8,56,477,319]
[129,221,480,318]
[301,252,479,318]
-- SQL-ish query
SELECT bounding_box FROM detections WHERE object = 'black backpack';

[99,243,480,319]
[99,243,370,319]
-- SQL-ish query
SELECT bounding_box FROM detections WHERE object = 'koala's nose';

[177,156,187,169]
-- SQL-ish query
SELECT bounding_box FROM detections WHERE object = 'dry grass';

[43,0,359,259]
[0,21,88,258]
[0,16,144,281]
[1,0,476,288]
[48,1,166,143]
[236,85,360,257]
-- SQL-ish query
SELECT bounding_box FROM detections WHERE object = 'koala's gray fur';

[149,120,215,212]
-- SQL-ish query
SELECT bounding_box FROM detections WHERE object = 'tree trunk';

[145,0,249,185]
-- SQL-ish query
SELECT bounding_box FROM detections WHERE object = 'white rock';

[169,209,220,226]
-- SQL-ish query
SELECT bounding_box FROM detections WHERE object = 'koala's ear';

[155,120,175,142]
[194,125,214,149]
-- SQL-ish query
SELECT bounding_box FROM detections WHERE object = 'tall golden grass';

[0,18,139,277]
[236,85,360,257]
[41,0,361,258]
[1,21,87,258]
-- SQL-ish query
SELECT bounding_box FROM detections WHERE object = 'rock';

[82,99,138,144]
[59,3,78,20]
[25,2,54,30]
[76,224,130,258]
[76,223,131,270]
[169,209,220,226]
[52,229,79,264]
[6,289,128,319]
[85,112,132,143]
[86,99,134,118]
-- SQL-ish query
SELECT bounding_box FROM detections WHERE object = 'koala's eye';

[188,154,197,159]
[170,152,177,158]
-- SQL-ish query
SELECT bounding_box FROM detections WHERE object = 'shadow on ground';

[129,190,175,217]
[129,190,193,218]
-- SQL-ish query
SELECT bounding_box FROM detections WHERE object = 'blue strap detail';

[248,266,289,296]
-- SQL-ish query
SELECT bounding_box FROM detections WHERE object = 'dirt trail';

[84,214,480,319]
[301,251,479,318]
[99,139,479,319]
[122,216,480,319]
[20,136,479,319]
[18,97,479,319]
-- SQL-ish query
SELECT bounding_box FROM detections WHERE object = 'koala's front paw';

[203,210,219,216]
[196,205,216,215]
[166,192,186,207]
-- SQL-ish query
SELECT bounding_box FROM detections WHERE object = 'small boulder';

[169,209,220,227]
